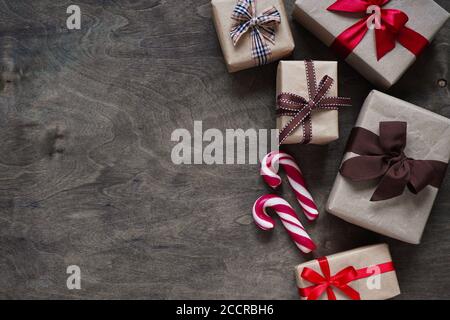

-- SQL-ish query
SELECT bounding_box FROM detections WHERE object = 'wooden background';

[0,0,449,299]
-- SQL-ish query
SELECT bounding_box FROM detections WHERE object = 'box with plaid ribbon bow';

[212,0,294,72]
[293,0,449,88]
[295,244,400,300]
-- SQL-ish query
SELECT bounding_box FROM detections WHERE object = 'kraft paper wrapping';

[212,0,295,73]
[276,61,339,145]
[327,90,450,244]
[295,244,401,300]
[293,0,449,89]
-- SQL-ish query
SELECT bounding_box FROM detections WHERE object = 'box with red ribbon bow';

[327,90,450,244]
[212,0,295,72]
[295,244,400,300]
[293,0,449,88]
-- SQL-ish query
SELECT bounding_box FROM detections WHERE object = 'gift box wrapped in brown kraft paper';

[295,244,401,300]
[293,0,449,89]
[276,60,351,145]
[212,0,294,72]
[327,90,450,244]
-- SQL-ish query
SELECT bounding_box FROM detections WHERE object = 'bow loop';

[231,0,254,21]
[381,9,409,31]
[340,121,448,201]
[332,266,359,285]
[311,75,334,105]
[277,93,308,112]
[301,267,327,285]
[340,155,390,181]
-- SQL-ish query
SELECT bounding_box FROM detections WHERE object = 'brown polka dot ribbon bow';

[277,60,352,145]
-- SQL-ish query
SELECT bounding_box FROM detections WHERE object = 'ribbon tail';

[259,25,276,44]
[331,17,370,59]
[302,115,312,145]
[326,287,337,300]
[250,27,271,66]
[397,26,429,57]
[375,26,396,60]
[335,285,361,300]
[278,106,310,144]
[304,284,328,300]
[230,22,250,46]
[371,163,409,201]
[312,76,335,104]
[375,9,408,60]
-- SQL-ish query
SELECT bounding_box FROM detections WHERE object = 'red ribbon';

[328,0,429,60]
[298,257,395,300]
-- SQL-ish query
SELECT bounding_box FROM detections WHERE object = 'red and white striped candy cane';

[252,194,316,253]
[261,151,319,221]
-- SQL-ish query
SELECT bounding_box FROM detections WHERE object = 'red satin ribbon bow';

[299,257,361,300]
[328,0,429,60]
[298,257,395,300]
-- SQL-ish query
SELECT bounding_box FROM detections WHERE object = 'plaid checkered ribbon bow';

[277,60,352,144]
[230,0,281,66]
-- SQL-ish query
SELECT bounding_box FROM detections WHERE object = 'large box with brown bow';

[293,0,449,88]
[295,244,400,300]
[327,90,450,244]
[212,0,294,72]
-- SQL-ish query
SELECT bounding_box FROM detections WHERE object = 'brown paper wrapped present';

[212,0,294,72]
[293,0,449,88]
[295,244,400,300]
[327,90,450,244]
[276,60,351,145]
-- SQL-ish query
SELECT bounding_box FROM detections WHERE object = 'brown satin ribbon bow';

[277,60,352,144]
[340,121,448,201]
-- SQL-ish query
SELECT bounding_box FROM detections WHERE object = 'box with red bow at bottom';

[295,244,400,300]
[327,90,450,244]
[293,0,449,88]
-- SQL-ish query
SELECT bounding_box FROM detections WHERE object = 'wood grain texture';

[0,0,448,299]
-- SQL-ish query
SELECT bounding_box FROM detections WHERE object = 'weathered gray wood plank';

[0,0,449,299]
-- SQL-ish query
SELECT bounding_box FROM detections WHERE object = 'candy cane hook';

[252,194,316,253]
[261,151,319,221]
